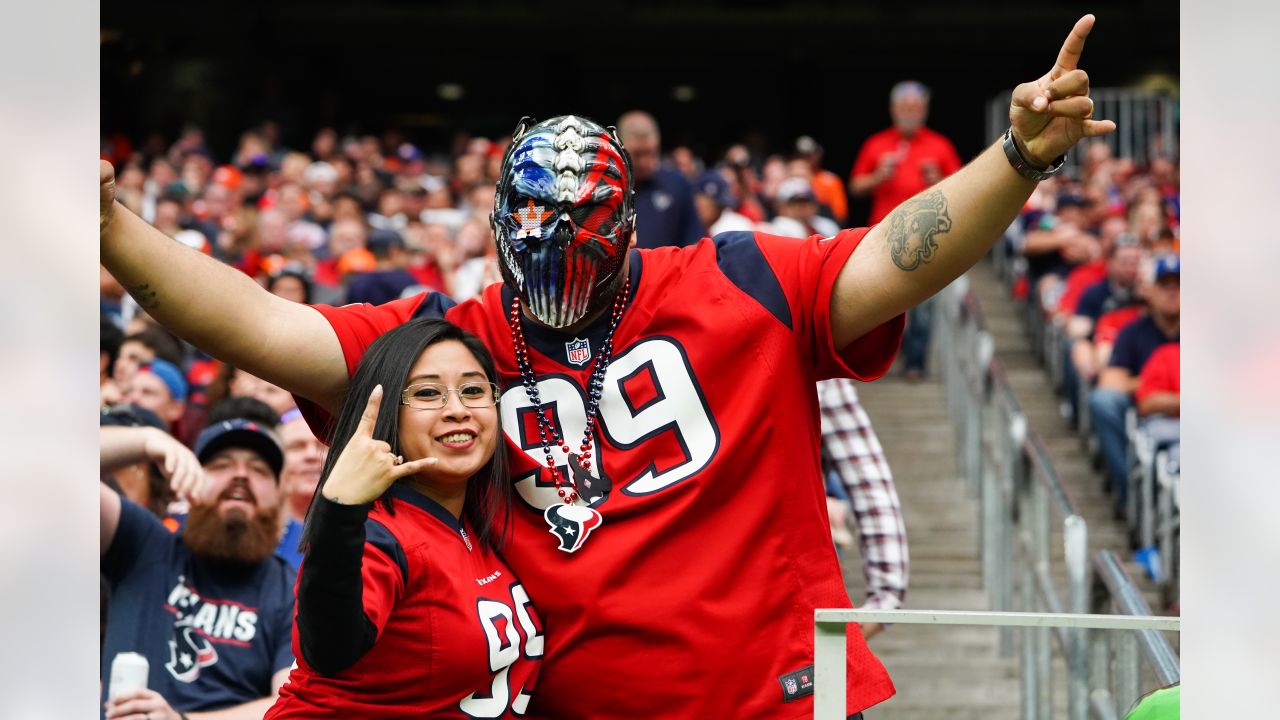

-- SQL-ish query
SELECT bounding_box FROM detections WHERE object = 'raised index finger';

[1054,14,1096,74]
[356,384,384,436]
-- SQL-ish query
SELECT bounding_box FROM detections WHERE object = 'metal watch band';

[1001,127,1065,181]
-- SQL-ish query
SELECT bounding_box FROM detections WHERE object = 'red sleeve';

[754,228,905,382]
[297,293,433,440]
[1136,344,1180,404]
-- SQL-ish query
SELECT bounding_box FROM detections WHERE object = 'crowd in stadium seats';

[1003,139,1180,586]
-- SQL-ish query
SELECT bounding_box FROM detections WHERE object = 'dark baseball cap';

[694,171,735,208]
[100,403,169,432]
[194,418,285,479]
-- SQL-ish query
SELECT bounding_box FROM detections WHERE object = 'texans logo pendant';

[544,504,603,554]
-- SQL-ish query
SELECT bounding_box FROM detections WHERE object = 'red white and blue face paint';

[491,115,635,328]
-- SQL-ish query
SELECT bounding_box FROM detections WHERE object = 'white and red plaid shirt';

[818,378,909,611]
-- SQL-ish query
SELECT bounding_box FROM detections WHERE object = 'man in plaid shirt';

[818,378,909,640]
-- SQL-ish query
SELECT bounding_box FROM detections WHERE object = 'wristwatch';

[1002,127,1066,181]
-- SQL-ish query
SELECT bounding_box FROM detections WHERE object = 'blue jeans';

[1089,388,1132,502]
[903,298,935,374]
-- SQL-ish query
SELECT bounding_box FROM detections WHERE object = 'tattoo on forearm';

[126,282,160,310]
[884,190,952,271]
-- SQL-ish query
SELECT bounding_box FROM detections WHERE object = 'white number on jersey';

[504,337,719,507]
[458,584,538,718]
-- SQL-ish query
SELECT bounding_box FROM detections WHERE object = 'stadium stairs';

[841,257,1165,719]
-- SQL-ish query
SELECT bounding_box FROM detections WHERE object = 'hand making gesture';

[322,384,437,505]
[1010,14,1117,167]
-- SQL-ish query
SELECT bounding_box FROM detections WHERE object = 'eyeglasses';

[401,382,500,410]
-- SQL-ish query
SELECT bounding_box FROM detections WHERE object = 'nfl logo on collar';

[565,338,590,367]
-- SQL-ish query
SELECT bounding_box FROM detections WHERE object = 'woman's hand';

[323,385,437,505]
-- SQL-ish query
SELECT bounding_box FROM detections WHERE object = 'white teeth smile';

[438,433,474,444]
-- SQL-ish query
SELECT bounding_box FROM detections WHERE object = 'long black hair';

[300,317,511,551]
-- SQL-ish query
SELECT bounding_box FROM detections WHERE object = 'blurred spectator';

[101,264,127,327]
[770,178,840,238]
[206,365,298,419]
[101,315,125,406]
[850,81,960,380]
[205,396,282,429]
[100,403,182,517]
[1061,235,1145,422]
[795,135,848,224]
[267,266,314,304]
[617,110,707,248]
[1089,254,1179,509]
[1136,343,1179,418]
[276,406,327,570]
[817,379,908,640]
[100,418,294,717]
[113,326,184,393]
[345,228,419,305]
[125,359,189,434]
[693,170,755,235]
[1022,192,1100,305]
[850,80,961,225]
[670,145,703,179]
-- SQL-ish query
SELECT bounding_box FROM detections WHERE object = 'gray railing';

[923,271,1179,719]
[986,88,1179,173]
[814,608,1179,719]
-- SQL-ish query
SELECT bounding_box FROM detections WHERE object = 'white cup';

[108,652,149,700]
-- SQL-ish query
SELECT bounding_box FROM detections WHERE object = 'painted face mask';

[491,115,635,329]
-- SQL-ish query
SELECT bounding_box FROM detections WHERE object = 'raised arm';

[831,15,1116,348]
[100,162,349,410]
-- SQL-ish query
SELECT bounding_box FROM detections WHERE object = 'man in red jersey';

[850,80,964,381]
[850,81,962,227]
[100,16,1113,718]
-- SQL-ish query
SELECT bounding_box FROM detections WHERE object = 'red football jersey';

[300,229,904,718]
[268,485,543,718]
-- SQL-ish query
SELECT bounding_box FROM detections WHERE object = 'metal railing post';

[813,619,845,719]
[1115,623,1140,717]
[998,412,1026,657]
[1031,479,1052,719]
[1065,515,1089,720]
[1021,563,1039,720]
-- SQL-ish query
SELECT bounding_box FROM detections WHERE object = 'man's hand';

[1009,14,1117,167]
[141,427,207,503]
[105,688,182,720]
[101,159,118,234]
[322,385,437,505]
[859,621,885,641]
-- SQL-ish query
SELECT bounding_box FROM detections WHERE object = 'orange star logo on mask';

[514,199,552,239]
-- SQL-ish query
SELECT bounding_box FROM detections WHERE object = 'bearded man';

[100,418,295,720]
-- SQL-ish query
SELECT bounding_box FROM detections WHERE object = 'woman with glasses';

[267,317,543,719]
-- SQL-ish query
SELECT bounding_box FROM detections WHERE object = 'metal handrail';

[813,609,1180,719]
[932,270,1178,720]
[1094,550,1181,685]
[1025,430,1080,519]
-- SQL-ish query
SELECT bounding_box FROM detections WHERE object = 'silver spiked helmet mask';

[490,115,636,328]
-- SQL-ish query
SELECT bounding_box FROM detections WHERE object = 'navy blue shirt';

[1108,315,1179,376]
[101,493,295,714]
[345,268,420,306]
[633,166,706,249]
[1076,280,1138,323]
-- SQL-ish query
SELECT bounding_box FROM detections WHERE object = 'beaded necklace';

[507,279,630,510]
